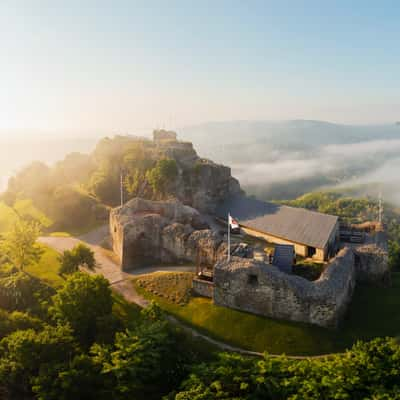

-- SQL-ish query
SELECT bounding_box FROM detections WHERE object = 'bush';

[50,273,113,347]
[59,244,96,275]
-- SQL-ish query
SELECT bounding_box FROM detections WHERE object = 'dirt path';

[38,234,336,360]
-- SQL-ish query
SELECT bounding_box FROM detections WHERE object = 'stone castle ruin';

[110,198,226,270]
[110,131,390,328]
[212,228,388,328]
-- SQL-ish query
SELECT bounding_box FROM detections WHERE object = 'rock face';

[110,197,225,270]
[213,248,356,328]
[152,130,242,213]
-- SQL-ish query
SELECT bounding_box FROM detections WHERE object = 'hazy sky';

[1,0,399,138]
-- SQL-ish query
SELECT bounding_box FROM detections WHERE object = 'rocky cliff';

[152,130,241,212]
[110,197,225,270]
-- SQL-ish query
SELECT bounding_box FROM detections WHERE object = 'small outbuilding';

[217,195,339,261]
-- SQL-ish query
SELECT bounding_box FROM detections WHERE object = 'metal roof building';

[216,195,339,261]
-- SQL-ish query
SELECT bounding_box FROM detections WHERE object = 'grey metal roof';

[216,195,338,249]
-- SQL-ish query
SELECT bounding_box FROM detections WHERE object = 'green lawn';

[0,200,53,234]
[0,202,16,233]
[134,272,400,356]
[0,198,106,237]
[25,245,64,288]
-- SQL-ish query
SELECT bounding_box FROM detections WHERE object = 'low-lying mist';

[181,121,400,204]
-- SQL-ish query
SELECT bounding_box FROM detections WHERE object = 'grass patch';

[133,271,400,356]
[293,261,325,281]
[0,202,17,233]
[112,291,142,330]
[0,200,53,234]
[65,220,106,237]
[341,272,400,340]
[25,245,64,288]
[113,282,220,360]
[136,272,194,305]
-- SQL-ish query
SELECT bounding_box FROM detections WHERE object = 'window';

[307,246,316,258]
[247,274,258,286]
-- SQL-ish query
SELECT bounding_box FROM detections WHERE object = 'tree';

[1,220,42,271]
[50,273,113,346]
[92,319,179,399]
[32,354,109,400]
[389,241,400,270]
[59,244,96,275]
[169,338,400,400]
[0,325,76,399]
[146,159,178,197]
[0,272,54,313]
[123,143,154,198]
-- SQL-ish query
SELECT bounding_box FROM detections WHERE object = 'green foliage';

[31,353,107,400]
[146,158,178,196]
[0,199,52,234]
[170,338,400,400]
[93,316,182,399]
[50,273,113,346]
[0,271,54,314]
[3,158,105,234]
[123,144,154,192]
[389,241,400,270]
[59,243,96,275]
[283,191,379,224]
[0,324,76,398]
[53,152,95,184]
[24,245,64,287]
[0,310,43,339]
[1,219,42,270]
[51,185,107,232]
[292,262,324,281]
[88,167,120,205]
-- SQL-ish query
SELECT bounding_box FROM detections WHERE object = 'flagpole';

[227,213,230,262]
[120,171,124,207]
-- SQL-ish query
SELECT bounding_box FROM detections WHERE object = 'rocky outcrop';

[213,248,356,328]
[110,198,225,270]
[152,130,242,212]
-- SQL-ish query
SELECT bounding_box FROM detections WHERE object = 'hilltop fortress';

[110,131,389,328]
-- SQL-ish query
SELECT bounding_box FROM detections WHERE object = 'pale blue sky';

[0,0,399,137]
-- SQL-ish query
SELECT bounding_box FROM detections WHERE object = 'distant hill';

[180,120,400,162]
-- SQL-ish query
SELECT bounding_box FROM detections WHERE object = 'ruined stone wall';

[110,198,225,270]
[153,129,177,142]
[353,231,390,286]
[213,247,356,328]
